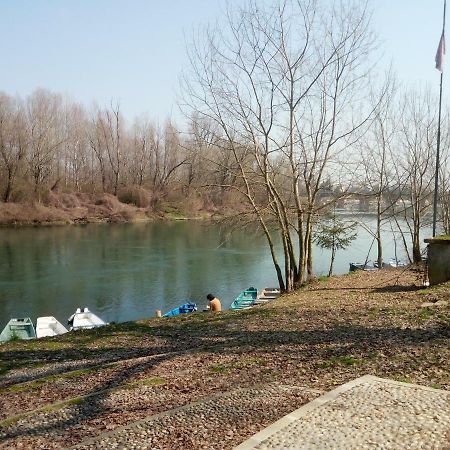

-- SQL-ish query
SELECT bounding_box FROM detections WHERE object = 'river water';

[0,218,428,329]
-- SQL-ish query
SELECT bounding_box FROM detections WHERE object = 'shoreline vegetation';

[0,267,448,448]
[0,192,219,227]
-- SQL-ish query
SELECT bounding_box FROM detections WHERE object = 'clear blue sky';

[0,0,447,123]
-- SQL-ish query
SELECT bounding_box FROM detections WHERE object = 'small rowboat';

[254,287,281,305]
[349,262,377,272]
[67,307,108,331]
[387,258,408,268]
[36,316,68,338]
[163,302,197,317]
[230,287,258,310]
[0,318,36,342]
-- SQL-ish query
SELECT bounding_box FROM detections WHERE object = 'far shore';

[0,194,218,228]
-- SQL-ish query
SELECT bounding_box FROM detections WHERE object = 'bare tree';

[391,88,448,262]
[360,74,398,268]
[129,116,153,187]
[62,102,90,192]
[148,120,188,206]
[26,89,65,200]
[98,103,123,195]
[182,0,379,290]
[0,94,27,202]
[440,163,450,234]
[88,103,124,195]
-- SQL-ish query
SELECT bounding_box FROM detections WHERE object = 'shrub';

[117,186,150,208]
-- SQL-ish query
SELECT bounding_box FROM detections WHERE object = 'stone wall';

[424,237,450,285]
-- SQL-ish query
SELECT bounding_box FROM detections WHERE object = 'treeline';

[0,89,241,211]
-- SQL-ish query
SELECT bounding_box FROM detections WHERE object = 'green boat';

[230,287,258,310]
[0,318,37,342]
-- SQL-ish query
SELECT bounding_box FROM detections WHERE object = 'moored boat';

[254,287,281,305]
[349,262,377,272]
[230,287,258,310]
[162,302,197,317]
[36,316,68,338]
[387,258,408,268]
[67,307,108,331]
[0,318,36,342]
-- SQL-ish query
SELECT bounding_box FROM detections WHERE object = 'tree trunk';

[328,247,336,277]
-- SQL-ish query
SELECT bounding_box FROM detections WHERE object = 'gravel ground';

[250,378,450,450]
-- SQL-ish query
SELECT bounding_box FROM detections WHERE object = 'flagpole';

[433,0,447,237]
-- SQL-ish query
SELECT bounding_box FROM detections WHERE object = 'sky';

[0,0,448,123]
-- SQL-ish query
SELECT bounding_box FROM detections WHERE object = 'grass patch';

[61,367,99,379]
[210,365,230,374]
[431,235,450,241]
[66,397,86,406]
[0,383,30,394]
[230,357,268,369]
[418,309,434,321]
[397,376,413,384]
[0,362,16,376]
[139,376,167,386]
[430,383,443,390]
[0,415,24,427]
[416,289,429,295]
[0,360,46,376]
[0,366,105,395]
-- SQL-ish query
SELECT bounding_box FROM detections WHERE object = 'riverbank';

[0,192,216,226]
[0,267,449,449]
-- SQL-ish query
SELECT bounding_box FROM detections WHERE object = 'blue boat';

[162,302,197,317]
[230,287,258,310]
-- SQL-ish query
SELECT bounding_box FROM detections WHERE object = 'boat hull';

[0,318,36,342]
[254,287,281,305]
[349,262,377,272]
[162,302,197,317]
[230,287,258,310]
[68,308,108,331]
[36,316,68,338]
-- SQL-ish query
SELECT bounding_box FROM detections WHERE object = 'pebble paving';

[238,376,450,450]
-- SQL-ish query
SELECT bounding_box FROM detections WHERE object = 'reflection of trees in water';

[0,219,428,329]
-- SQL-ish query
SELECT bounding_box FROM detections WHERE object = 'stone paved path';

[235,375,450,450]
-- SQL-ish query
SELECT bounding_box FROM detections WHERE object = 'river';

[0,217,428,329]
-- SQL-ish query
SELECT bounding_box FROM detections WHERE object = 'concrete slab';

[234,375,450,450]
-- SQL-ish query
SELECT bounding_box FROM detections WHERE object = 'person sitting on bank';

[206,293,222,312]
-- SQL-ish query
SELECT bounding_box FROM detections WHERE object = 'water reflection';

[0,218,425,328]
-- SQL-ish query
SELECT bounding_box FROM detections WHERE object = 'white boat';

[254,287,281,305]
[387,258,408,268]
[0,318,36,342]
[36,316,68,338]
[67,307,108,331]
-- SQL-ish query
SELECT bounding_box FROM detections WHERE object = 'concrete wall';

[425,238,450,285]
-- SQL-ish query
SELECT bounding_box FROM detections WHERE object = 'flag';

[436,32,446,72]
